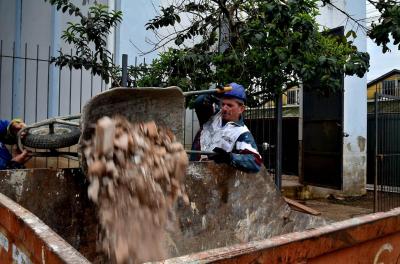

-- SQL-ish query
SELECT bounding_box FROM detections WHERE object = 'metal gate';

[302,89,343,189]
[373,93,400,212]
[302,26,344,189]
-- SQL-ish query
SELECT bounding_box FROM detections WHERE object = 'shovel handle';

[185,150,215,155]
[182,86,232,97]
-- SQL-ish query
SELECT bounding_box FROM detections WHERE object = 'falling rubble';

[83,116,189,263]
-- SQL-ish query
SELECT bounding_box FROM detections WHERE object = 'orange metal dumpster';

[0,192,89,263]
[164,207,400,263]
[1,164,398,263]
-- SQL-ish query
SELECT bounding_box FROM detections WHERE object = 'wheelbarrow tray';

[80,87,185,144]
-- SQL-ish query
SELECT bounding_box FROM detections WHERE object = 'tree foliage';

[45,0,400,104]
[143,0,370,105]
[322,0,400,53]
[44,0,122,83]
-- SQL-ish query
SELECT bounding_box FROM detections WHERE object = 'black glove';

[202,94,220,106]
[209,147,232,164]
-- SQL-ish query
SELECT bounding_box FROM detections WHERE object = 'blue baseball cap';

[222,82,247,104]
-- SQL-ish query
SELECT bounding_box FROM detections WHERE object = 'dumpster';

[0,165,400,263]
[0,163,327,263]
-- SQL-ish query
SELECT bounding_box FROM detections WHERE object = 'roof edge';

[368,69,400,87]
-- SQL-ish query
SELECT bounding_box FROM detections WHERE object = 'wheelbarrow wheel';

[22,124,80,149]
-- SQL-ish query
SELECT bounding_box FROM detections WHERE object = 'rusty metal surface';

[0,164,325,262]
[163,207,400,263]
[79,87,185,175]
[3,165,400,263]
[80,87,185,143]
[0,191,89,264]
[167,162,326,257]
[0,168,100,262]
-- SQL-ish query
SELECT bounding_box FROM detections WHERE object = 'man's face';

[10,122,25,136]
[221,98,245,122]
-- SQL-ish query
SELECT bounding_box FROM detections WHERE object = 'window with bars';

[382,80,398,96]
[286,88,299,105]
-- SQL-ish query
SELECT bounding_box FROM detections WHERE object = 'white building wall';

[117,0,196,64]
[0,0,109,124]
[117,0,161,64]
[0,1,17,49]
[316,0,367,195]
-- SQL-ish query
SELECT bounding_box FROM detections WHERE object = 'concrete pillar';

[49,5,61,118]
[341,1,367,196]
[113,0,121,65]
[12,0,23,119]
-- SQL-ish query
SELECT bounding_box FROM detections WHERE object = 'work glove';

[203,92,220,106]
[202,94,215,106]
[209,147,232,164]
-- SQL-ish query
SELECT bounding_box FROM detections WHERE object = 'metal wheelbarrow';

[17,86,230,161]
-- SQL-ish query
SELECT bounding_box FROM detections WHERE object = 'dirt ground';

[282,175,375,222]
[292,192,375,222]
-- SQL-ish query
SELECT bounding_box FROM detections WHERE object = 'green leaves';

[141,0,370,103]
[45,0,123,84]
[369,1,400,53]
[324,0,400,53]
[146,6,180,30]
[345,30,357,39]
[44,0,83,17]
[48,0,373,99]
[175,36,184,46]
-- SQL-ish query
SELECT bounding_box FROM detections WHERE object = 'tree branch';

[323,1,369,33]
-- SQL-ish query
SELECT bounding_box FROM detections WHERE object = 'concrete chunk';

[95,117,115,156]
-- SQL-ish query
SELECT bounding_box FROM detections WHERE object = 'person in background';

[191,83,262,173]
[0,119,31,170]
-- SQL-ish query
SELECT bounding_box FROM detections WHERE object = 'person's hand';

[216,84,225,93]
[216,84,232,94]
[202,95,214,107]
[208,147,232,164]
[12,149,31,164]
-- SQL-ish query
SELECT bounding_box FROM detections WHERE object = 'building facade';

[367,69,400,99]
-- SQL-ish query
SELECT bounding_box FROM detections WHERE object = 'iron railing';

[371,92,400,212]
[0,40,110,123]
